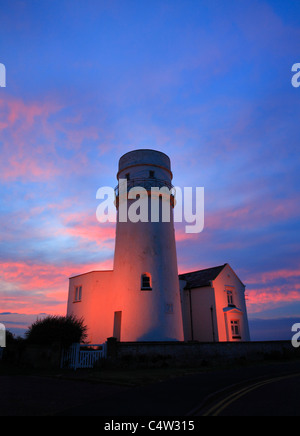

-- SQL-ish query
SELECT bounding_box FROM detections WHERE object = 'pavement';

[1,360,300,416]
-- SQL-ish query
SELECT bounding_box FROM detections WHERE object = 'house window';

[141,273,152,290]
[227,291,234,307]
[149,170,155,178]
[231,320,241,339]
[74,286,82,302]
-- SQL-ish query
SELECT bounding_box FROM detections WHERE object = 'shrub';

[5,330,15,345]
[25,315,88,347]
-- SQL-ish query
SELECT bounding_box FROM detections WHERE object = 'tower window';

[125,173,130,181]
[141,273,152,290]
[74,286,82,302]
[149,170,155,178]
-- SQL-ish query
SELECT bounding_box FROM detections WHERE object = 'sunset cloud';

[59,212,116,250]
[0,0,300,340]
[245,268,300,285]
[0,258,113,316]
[0,96,62,182]
[244,266,300,316]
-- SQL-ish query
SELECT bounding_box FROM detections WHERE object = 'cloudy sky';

[0,0,300,340]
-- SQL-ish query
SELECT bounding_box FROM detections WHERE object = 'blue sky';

[0,0,300,340]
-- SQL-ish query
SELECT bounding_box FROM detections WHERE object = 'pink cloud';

[0,96,62,182]
[59,212,116,250]
[0,258,113,315]
[245,268,300,285]
[205,195,300,232]
[243,266,300,314]
[246,286,300,314]
[175,227,197,243]
[0,96,58,129]
[0,95,105,182]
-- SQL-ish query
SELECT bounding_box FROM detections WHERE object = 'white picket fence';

[61,343,107,370]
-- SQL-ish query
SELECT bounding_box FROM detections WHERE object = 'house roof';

[179,264,227,289]
[69,270,113,280]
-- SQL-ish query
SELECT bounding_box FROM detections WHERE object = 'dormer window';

[149,170,155,178]
[141,273,152,290]
[225,286,236,307]
[227,291,234,307]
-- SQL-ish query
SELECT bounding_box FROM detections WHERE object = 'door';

[113,311,122,341]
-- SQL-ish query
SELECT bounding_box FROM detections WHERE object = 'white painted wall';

[67,150,184,343]
[180,264,250,342]
[213,264,250,342]
[114,150,184,341]
[67,271,115,343]
[180,282,217,342]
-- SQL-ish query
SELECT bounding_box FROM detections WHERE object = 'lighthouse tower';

[113,149,184,341]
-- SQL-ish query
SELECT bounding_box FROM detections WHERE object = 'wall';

[113,149,184,341]
[67,270,115,344]
[213,264,250,342]
[107,339,300,368]
[180,283,217,342]
[3,343,62,369]
[66,265,250,344]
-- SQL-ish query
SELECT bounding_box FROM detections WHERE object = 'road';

[1,360,300,416]
[198,372,300,416]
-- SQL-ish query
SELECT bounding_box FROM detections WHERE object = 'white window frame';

[227,291,234,306]
[231,320,240,338]
[74,285,82,302]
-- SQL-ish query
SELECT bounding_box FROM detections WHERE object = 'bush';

[25,315,88,347]
[5,330,15,345]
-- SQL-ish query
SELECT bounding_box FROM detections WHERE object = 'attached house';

[179,263,250,342]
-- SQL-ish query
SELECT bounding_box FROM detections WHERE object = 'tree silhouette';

[25,315,88,347]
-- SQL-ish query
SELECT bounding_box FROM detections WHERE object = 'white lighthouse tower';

[113,149,184,341]
[67,149,250,345]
